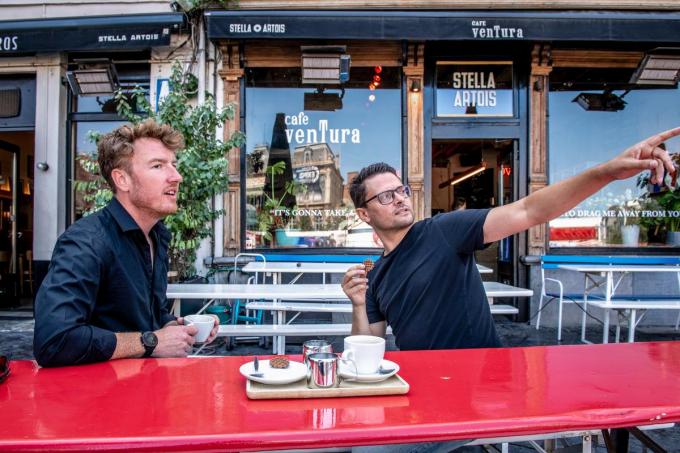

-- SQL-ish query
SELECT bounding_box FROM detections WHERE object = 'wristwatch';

[140,331,158,358]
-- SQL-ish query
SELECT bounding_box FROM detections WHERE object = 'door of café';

[431,138,518,286]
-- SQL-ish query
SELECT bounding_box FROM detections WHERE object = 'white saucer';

[239,359,307,385]
[339,359,399,382]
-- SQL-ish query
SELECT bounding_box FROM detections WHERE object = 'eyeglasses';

[0,356,9,384]
[363,185,411,207]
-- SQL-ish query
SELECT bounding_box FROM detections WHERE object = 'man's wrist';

[140,331,158,357]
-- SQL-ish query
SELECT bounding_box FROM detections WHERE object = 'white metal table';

[557,264,680,343]
[243,261,493,282]
[167,282,531,354]
[168,283,349,354]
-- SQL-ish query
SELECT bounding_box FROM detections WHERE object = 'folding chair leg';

[536,295,544,330]
[581,300,588,343]
[557,297,564,342]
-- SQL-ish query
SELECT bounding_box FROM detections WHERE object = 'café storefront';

[207,9,680,321]
[0,11,185,303]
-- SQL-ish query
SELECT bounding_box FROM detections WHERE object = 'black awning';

[206,10,680,42]
[0,13,184,54]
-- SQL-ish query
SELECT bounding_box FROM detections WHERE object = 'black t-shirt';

[365,209,502,350]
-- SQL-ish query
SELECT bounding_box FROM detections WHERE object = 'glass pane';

[73,121,125,219]
[549,68,680,248]
[245,66,402,249]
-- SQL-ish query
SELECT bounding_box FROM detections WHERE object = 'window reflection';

[73,121,124,219]
[245,67,401,249]
[549,67,680,248]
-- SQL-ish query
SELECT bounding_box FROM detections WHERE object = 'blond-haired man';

[34,119,218,367]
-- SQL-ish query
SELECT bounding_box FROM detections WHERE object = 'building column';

[404,43,426,221]
[31,54,68,263]
[528,43,552,256]
[219,43,244,256]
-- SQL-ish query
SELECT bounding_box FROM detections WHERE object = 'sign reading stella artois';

[435,61,514,117]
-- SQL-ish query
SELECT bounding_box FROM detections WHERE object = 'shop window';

[548,66,680,248]
[68,55,150,221]
[244,66,401,249]
[72,121,126,219]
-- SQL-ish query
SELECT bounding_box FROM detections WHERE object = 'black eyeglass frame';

[362,185,411,207]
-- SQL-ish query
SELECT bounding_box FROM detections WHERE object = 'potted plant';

[637,153,680,246]
[75,61,245,280]
[255,161,305,246]
[657,189,680,245]
[603,200,642,246]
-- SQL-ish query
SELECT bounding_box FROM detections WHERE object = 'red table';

[2,342,680,452]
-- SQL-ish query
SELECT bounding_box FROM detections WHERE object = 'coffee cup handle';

[340,351,359,378]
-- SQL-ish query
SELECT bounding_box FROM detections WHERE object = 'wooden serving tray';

[246,374,409,399]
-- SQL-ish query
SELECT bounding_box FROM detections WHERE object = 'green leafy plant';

[637,153,680,234]
[76,61,245,279]
[255,161,305,244]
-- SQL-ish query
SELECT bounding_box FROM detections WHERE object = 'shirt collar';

[107,198,170,242]
[106,197,162,233]
[106,197,140,233]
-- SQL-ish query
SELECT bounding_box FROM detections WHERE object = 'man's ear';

[110,168,131,193]
[356,207,371,225]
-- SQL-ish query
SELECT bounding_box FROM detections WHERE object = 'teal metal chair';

[226,253,267,350]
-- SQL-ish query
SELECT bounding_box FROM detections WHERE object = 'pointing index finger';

[647,126,680,149]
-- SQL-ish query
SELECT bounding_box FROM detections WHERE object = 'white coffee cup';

[184,314,214,343]
[341,335,385,375]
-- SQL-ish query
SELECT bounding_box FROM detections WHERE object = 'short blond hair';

[97,119,184,192]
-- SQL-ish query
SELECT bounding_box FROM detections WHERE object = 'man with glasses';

[342,128,680,352]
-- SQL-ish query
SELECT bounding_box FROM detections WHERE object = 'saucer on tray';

[339,359,399,383]
[239,359,307,385]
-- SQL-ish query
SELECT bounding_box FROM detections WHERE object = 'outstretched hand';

[602,127,680,183]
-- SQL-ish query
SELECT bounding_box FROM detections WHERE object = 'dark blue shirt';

[365,209,502,350]
[34,198,175,367]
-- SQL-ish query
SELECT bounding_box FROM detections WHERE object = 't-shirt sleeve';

[434,209,491,254]
[364,279,385,324]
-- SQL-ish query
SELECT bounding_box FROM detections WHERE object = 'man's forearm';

[522,163,612,226]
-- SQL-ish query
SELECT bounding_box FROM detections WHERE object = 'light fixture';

[573,91,627,112]
[66,59,119,96]
[438,163,487,188]
[630,48,680,86]
[409,79,421,93]
[301,46,350,85]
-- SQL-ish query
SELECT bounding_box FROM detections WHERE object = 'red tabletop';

[2,342,680,452]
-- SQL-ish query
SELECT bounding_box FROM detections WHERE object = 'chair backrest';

[541,254,680,270]
[262,253,380,263]
[234,253,266,284]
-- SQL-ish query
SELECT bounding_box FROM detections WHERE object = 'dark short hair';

[97,119,184,193]
[349,162,399,208]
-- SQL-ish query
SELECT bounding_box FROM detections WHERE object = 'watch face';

[142,332,158,347]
